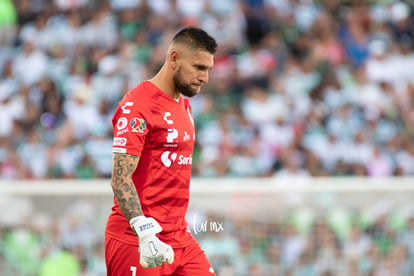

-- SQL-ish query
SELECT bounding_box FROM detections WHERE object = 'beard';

[173,67,200,98]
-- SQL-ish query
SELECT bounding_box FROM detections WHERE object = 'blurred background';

[1,0,414,275]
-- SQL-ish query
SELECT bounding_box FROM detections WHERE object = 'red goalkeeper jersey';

[105,81,195,248]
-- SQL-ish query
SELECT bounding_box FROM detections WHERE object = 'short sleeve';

[112,99,150,156]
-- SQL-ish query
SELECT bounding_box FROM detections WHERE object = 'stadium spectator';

[3,0,414,179]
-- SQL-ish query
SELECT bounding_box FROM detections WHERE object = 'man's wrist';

[130,216,162,240]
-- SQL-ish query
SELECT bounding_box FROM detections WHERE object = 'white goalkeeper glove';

[130,216,174,268]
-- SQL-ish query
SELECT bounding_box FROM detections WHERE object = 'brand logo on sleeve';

[121,102,133,114]
[130,118,146,133]
[116,117,129,135]
[116,117,128,130]
[113,137,127,146]
[113,147,126,153]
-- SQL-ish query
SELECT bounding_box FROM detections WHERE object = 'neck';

[149,65,180,100]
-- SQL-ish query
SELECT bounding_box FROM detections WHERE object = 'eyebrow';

[194,64,211,71]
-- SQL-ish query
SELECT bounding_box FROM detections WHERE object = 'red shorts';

[105,235,216,276]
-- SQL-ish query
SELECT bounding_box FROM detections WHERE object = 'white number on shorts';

[130,266,137,276]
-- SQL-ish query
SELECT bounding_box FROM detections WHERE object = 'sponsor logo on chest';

[162,111,193,146]
[161,151,192,168]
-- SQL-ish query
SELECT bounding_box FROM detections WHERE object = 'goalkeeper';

[105,26,217,276]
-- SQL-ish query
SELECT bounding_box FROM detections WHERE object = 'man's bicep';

[111,153,142,220]
[112,153,140,181]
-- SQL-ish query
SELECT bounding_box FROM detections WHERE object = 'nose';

[198,71,209,84]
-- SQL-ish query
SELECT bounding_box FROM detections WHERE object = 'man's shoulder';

[120,81,158,107]
[126,81,155,99]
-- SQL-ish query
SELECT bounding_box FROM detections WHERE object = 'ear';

[170,50,179,69]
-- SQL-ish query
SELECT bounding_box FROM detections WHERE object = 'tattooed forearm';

[111,153,143,221]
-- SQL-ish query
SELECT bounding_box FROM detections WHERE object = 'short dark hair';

[172,26,218,55]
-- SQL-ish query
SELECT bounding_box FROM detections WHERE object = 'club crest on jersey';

[130,118,146,133]
[183,131,190,141]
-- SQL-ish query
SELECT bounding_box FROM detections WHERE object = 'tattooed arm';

[112,153,174,267]
[111,153,143,221]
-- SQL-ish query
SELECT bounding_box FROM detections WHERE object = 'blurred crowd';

[198,206,414,276]
[0,197,108,276]
[3,197,414,276]
[2,1,414,275]
[1,0,414,179]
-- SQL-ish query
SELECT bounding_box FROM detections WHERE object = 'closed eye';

[194,65,210,71]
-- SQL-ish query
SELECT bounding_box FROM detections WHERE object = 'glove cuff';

[130,216,162,240]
